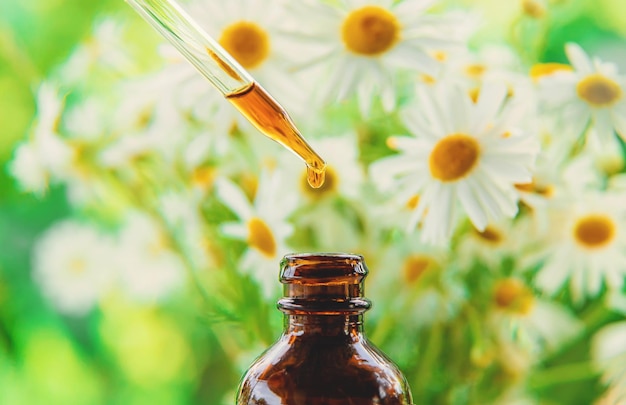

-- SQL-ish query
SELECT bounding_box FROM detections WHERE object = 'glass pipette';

[125,0,326,188]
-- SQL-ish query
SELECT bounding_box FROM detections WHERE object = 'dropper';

[126,0,326,188]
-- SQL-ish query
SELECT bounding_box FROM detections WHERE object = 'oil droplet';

[306,166,326,189]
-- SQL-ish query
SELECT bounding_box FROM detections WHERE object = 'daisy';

[592,321,626,402]
[56,18,135,86]
[420,45,539,144]
[585,128,625,177]
[285,0,473,115]
[115,212,187,303]
[32,220,117,316]
[535,42,626,144]
[425,44,532,98]
[532,192,626,303]
[368,237,466,330]
[515,147,603,235]
[456,218,522,270]
[370,82,539,244]
[489,278,582,354]
[9,83,74,195]
[215,169,298,297]
[133,0,308,144]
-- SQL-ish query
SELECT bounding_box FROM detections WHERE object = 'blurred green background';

[1,0,626,404]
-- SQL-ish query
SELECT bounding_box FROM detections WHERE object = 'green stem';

[528,360,599,390]
[0,26,40,82]
[369,311,397,346]
[413,322,443,401]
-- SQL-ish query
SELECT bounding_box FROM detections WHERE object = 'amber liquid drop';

[226,82,326,188]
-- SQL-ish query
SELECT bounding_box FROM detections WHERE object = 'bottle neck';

[284,314,364,337]
[278,253,371,338]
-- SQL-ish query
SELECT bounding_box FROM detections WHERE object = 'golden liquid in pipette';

[226,82,326,188]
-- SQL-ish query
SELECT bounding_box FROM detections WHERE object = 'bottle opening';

[278,253,371,315]
[280,253,368,285]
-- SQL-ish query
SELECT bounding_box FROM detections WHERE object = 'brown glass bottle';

[236,253,414,405]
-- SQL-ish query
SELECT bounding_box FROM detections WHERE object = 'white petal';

[535,253,570,295]
[401,105,439,139]
[604,263,625,291]
[592,108,616,143]
[481,157,532,183]
[610,103,626,141]
[384,44,439,74]
[475,171,518,218]
[215,178,254,220]
[393,0,436,22]
[587,260,604,297]
[457,180,487,230]
[470,83,507,135]
[565,43,593,74]
[387,136,424,152]
[415,84,447,135]
[220,222,248,239]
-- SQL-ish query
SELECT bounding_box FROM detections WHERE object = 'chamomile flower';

[427,45,531,97]
[585,128,625,176]
[141,0,307,140]
[32,220,117,316]
[516,149,602,235]
[116,212,186,303]
[215,169,298,297]
[592,322,626,402]
[456,219,521,270]
[536,43,626,144]
[533,192,626,303]
[286,0,472,115]
[369,238,466,329]
[10,83,74,194]
[57,18,135,86]
[370,83,539,244]
[489,278,582,353]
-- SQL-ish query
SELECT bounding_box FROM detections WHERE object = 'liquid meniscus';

[226,82,326,188]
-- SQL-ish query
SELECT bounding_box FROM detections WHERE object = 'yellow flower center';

[468,87,480,103]
[465,63,487,79]
[529,63,572,82]
[219,21,270,69]
[429,134,480,182]
[247,217,276,258]
[576,73,623,107]
[521,0,545,19]
[474,226,503,244]
[493,278,534,315]
[341,6,400,56]
[68,258,86,275]
[191,166,216,189]
[420,74,437,85]
[301,166,338,199]
[405,194,420,210]
[515,179,554,197]
[431,50,447,62]
[573,214,616,249]
[402,255,436,284]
